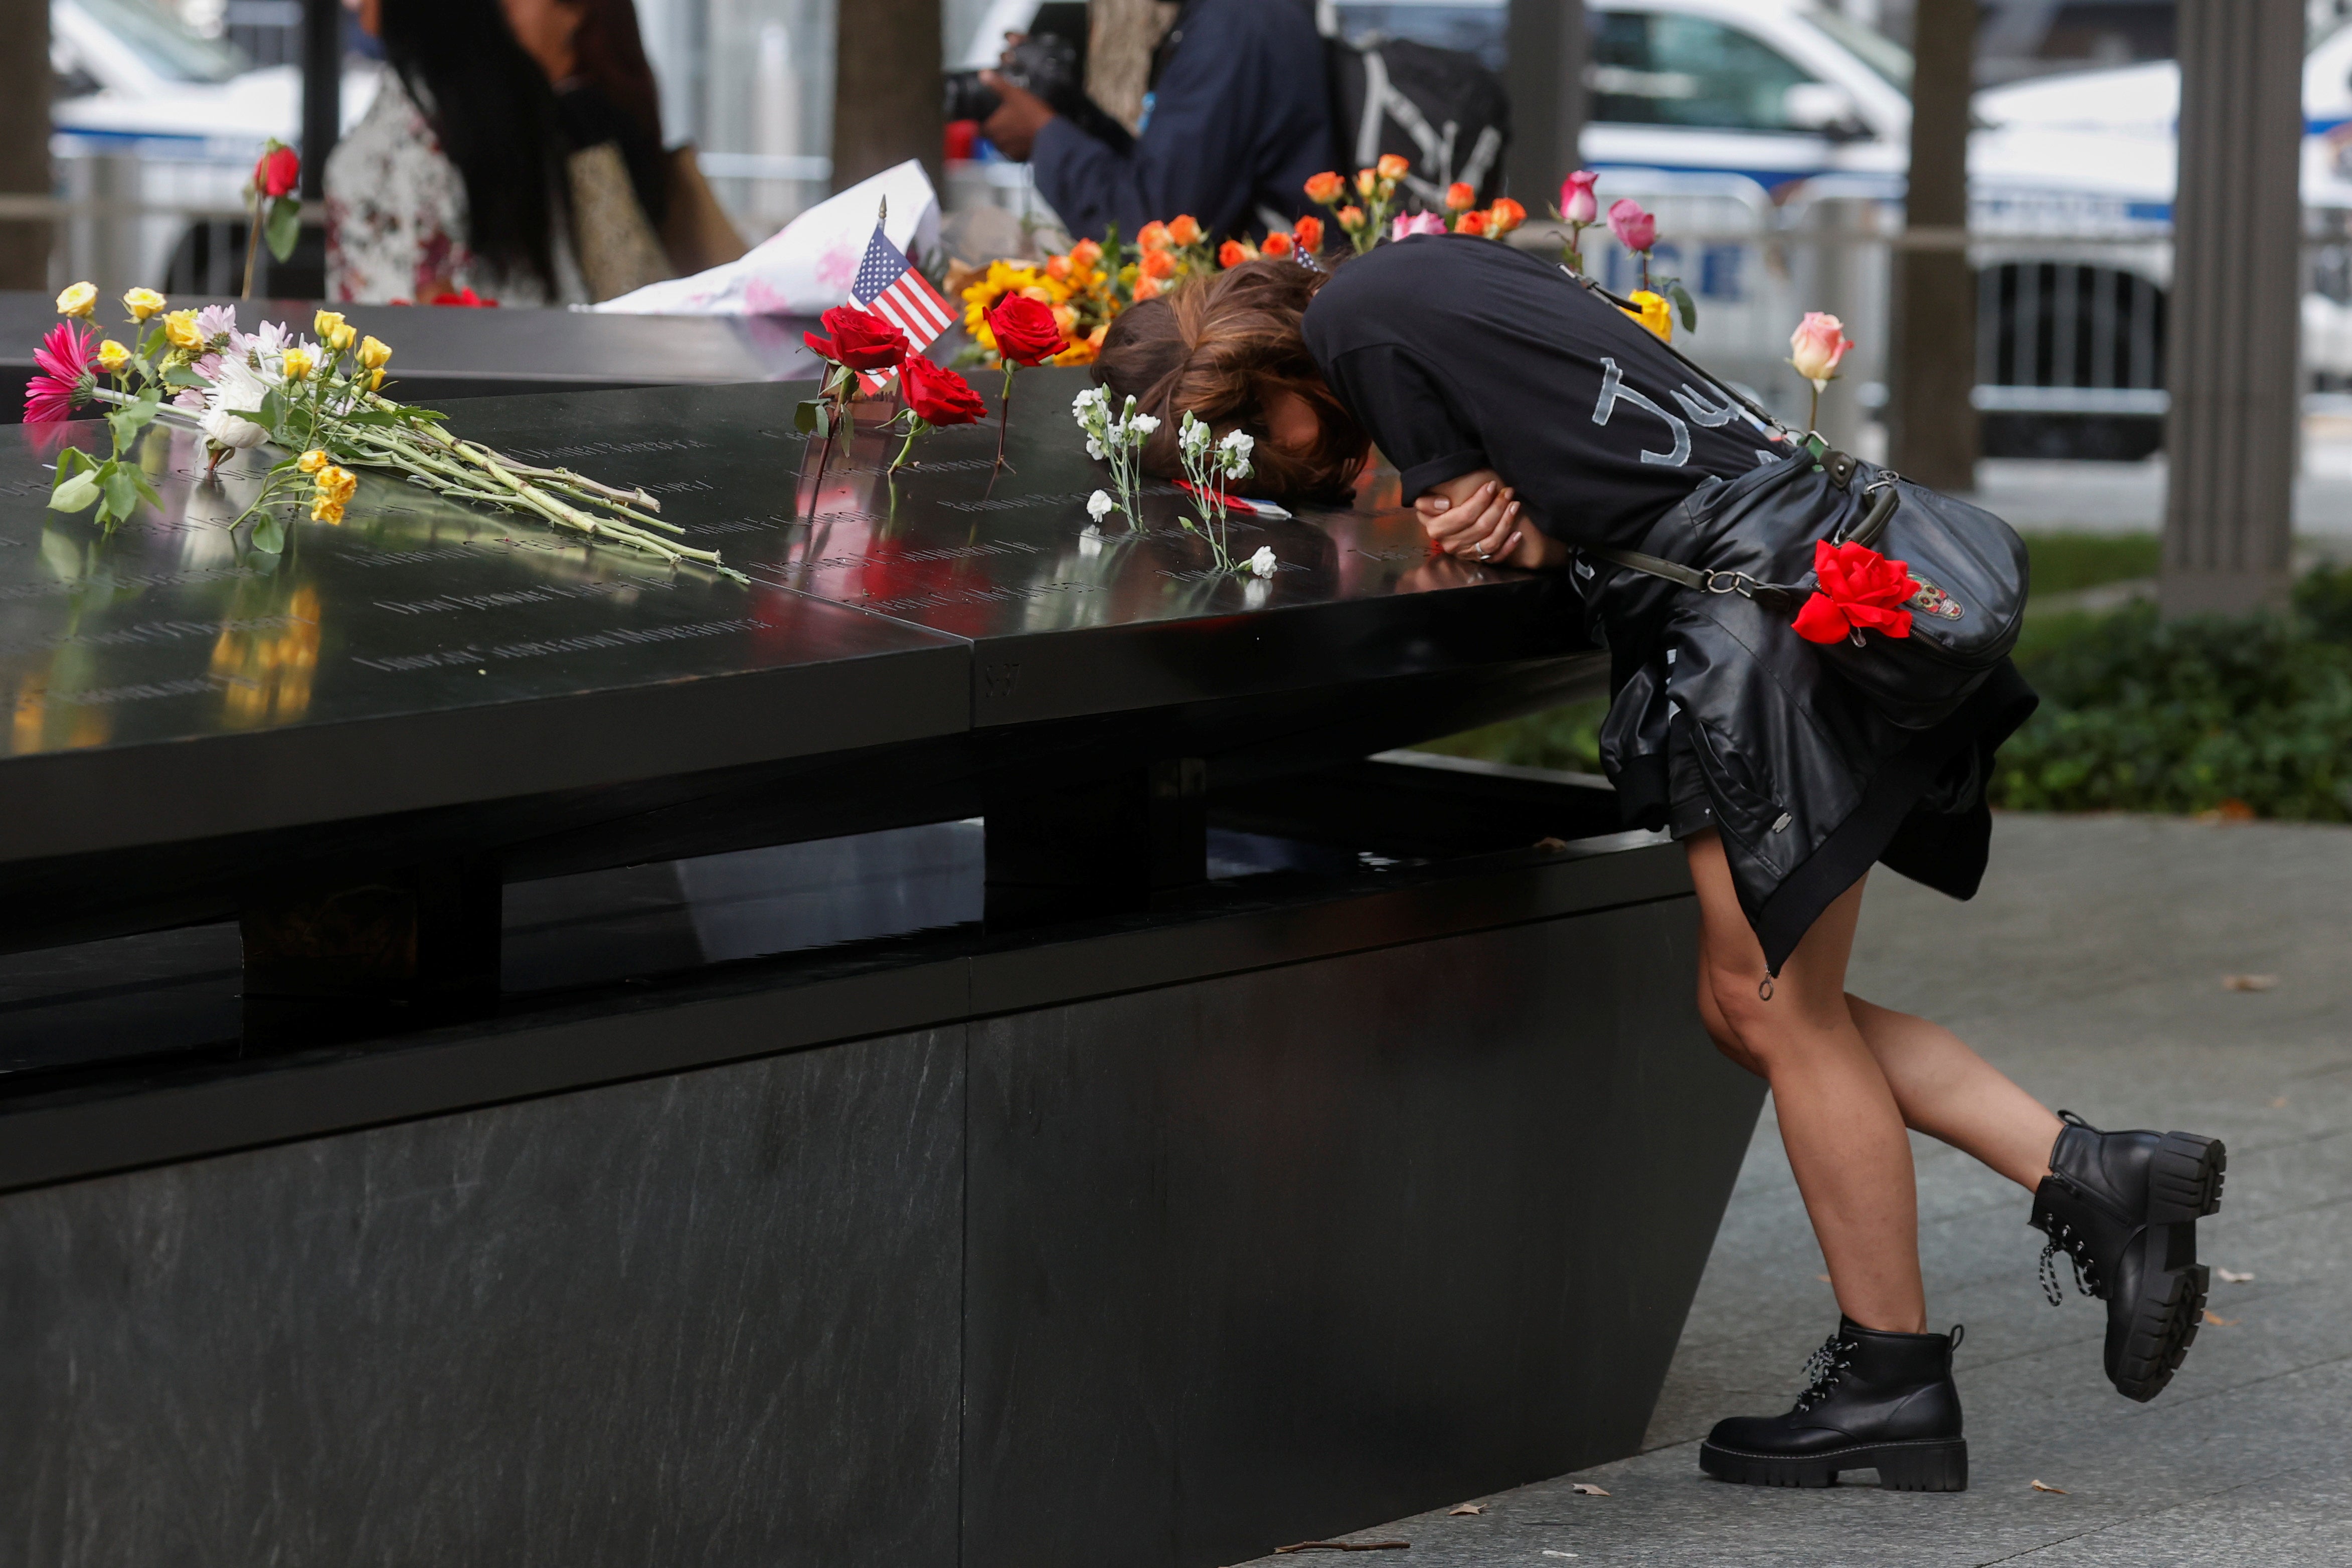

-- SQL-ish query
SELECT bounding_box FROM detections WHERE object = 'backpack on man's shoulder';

[1319,14,1511,208]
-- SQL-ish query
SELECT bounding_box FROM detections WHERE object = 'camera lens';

[942,71,1001,123]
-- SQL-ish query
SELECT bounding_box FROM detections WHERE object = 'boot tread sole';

[2111,1133,2225,1402]
[1700,1436,1968,1492]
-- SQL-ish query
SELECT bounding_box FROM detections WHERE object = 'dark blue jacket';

[1031,0,1331,243]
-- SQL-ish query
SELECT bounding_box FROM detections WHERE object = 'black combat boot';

[2031,1109,2226,1403]
[1699,1319,1967,1491]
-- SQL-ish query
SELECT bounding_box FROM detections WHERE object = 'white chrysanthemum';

[1087,489,1113,520]
[1248,546,1277,578]
[200,356,271,450]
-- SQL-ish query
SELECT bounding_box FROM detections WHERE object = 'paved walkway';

[1238,813,2352,1566]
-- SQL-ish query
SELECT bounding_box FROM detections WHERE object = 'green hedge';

[1990,567,2352,819]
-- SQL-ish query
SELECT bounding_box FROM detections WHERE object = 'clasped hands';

[1414,468,1566,570]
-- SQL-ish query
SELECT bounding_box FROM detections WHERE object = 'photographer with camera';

[966,0,1330,244]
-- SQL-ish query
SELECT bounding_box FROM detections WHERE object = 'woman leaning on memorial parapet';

[1094,240,2231,1494]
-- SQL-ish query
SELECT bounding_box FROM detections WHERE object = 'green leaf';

[49,470,100,512]
[259,388,285,429]
[128,466,163,509]
[140,324,167,361]
[265,195,302,262]
[53,447,94,479]
[251,513,286,554]
[795,399,828,437]
[162,365,210,389]
[1667,280,1699,332]
[102,464,137,520]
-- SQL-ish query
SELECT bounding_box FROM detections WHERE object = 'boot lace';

[1792,1331,1857,1412]
[2037,1219,2100,1306]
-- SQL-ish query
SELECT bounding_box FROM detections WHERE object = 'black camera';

[943,31,1133,152]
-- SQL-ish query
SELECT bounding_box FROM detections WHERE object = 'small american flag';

[852,216,956,391]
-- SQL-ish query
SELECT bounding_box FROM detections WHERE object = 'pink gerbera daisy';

[25,321,98,425]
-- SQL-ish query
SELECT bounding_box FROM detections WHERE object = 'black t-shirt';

[1302,235,1784,547]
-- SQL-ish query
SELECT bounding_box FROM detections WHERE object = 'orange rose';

[1445,181,1475,212]
[1167,214,1202,246]
[1294,214,1325,253]
[1070,237,1103,269]
[1304,170,1345,205]
[1134,274,1162,301]
[1355,168,1377,198]
[1336,205,1365,230]
[1045,254,1071,280]
[1138,220,1172,251]
[1488,198,1527,235]
[1376,153,1410,181]
[1457,210,1487,236]
[1218,238,1249,267]
[1140,247,1177,279]
[1052,304,1078,339]
[1261,230,1294,257]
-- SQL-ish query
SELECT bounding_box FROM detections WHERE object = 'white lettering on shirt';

[1593,357,1692,467]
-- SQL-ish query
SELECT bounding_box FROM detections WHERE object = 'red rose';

[802,305,908,371]
[429,286,498,306]
[985,293,1064,366]
[899,353,986,426]
[254,145,300,199]
[1792,539,1915,644]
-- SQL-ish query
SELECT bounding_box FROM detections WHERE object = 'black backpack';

[1324,34,1513,209]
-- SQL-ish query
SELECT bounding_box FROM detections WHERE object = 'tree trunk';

[0,0,50,290]
[1087,0,1181,135]
[1886,0,1978,493]
[833,0,945,192]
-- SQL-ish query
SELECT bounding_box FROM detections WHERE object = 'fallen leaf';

[1534,837,1569,852]
[2270,1096,2290,1108]
[2204,1310,2238,1326]
[2031,1479,2069,1494]
[1571,1484,1610,1496]
[1543,1554,1580,1560]
[2198,798,2257,822]
[1447,1504,1484,1516]
[2223,974,2279,992]
[2218,1268,2255,1283]
[1817,1274,1833,1283]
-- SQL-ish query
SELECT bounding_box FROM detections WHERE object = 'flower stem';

[995,363,1015,472]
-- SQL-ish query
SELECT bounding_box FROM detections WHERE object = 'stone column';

[1886,0,1978,492]
[1505,1,1587,206]
[2161,0,2304,616]
[832,0,945,193]
[0,0,50,289]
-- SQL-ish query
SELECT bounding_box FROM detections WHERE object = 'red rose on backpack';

[1793,539,1915,644]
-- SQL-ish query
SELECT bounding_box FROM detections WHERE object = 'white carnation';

[1128,413,1160,436]
[1087,489,1113,520]
[1248,546,1277,578]
[1085,437,1106,461]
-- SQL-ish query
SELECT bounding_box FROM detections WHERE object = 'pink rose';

[1788,311,1854,391]
[1560,170,1599,225]
[1390,210,1449,242]
[1607,198,1655,253]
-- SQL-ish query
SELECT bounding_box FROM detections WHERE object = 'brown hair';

[1094,258,1369,500]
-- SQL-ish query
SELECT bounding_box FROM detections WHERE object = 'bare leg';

[1845,997,2062,1193]
[1687,830,1925,1333]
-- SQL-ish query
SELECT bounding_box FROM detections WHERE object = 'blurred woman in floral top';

[326,0,587,304]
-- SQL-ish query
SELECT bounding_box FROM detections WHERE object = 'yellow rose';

[123,287,166,322]
[297,449,328,473]
[57,282,97,318]
[1623,290,1673,342]
[95,339,131,373]
[280,345,314,382]
[310,464,357,523]
[162,310,205,353]
[331,324,357,352]
[357,335,391,369]
[368,368,385,391]
[313,309,345,342]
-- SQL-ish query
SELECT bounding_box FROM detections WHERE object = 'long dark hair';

[381,0,571,295]
[1095,259,1369,499]
[571,0,663,149]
